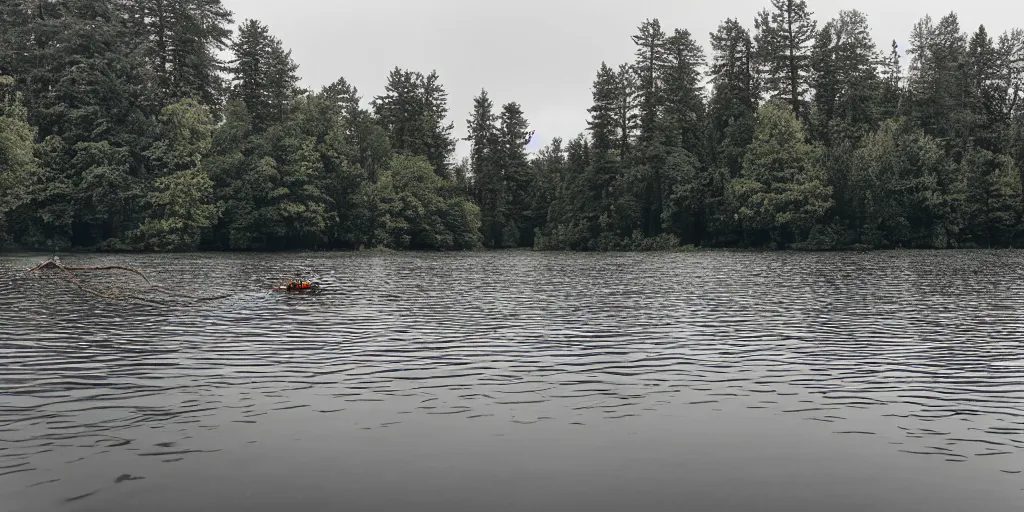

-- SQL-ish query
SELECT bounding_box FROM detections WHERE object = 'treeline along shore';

[2,1,1024,253]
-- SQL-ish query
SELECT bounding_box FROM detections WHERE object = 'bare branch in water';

[26,259,233,303]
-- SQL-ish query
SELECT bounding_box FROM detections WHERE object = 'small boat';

[272,280,322,294]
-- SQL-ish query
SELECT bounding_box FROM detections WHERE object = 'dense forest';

[1,1,1023,252]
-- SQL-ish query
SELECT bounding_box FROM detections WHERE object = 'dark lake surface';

[1,250,1022,512]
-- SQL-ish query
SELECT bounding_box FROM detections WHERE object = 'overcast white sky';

[221,0,1019,159]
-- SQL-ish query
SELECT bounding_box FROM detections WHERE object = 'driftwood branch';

[26,258,233,303]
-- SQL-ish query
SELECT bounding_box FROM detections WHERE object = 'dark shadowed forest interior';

[2,0,1024,252]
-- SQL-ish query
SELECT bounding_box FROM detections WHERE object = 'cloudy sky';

[221,0,1018,159]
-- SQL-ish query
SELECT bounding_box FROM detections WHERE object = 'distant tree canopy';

[2,1,1023,252]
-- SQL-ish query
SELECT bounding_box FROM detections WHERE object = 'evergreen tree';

[373,68,420,159]
[999,29,1024,183]
[754,0,817,119]
[613,63,641,155]
[906,13,970,150]
[466,89,498,200]
[496,102,535,246]
[877,40,905,120]
[321,77,362,120]
[3,5,1024,254]
[372,68,456,177]
[961,147,1022,246]
[655,28,708,244]
[967,25,1005,152]
[0,0,65,129]
[534,134,595,250]
[586,64,625,225]
[227,19,300,131]
[462,97,534,248]
[525,138,565,242]
[730,100,833,247]
[632,19,669,144]
[204,98,253,249]
[123,0,234,112]
[587,63,619,154]
[419,70,457,176]
[998,29,1024,122]
[304,78,374,247]
[809,10,880,144]
[661,28,707,156]
[5,0,161,249]
[464,89,503,247]
[708,18,758,178]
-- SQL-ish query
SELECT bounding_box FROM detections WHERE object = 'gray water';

[0,250,1022,512]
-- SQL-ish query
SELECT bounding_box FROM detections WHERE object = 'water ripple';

[1,250,1023,508]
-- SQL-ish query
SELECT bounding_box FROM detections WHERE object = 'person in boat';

[286,280,313,291]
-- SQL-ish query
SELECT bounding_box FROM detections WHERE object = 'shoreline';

[3,245,1021,258]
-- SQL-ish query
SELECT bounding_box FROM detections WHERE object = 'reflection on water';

[1,250,1022,512]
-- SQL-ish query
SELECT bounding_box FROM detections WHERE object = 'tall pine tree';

[754,0,817,119]
[708,18,758,178]
[587,63,619,154]
[497,102,535,246]
[227,19,301,131]
[632,19,669,144]
[465,89,503,246]
[661,28,706,156]
[123,0,234,112]
[906,13,970,152]
[372,68,456,177]
[614,63,641,155]
[809,10,880,144]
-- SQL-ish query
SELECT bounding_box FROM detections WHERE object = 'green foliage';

[877,41,905,121]
[733,101,833,247]
[372,68,456,177]
[961,148,1023,246]
[533,136,598,251]
[661,28,706,156]
[809,10,881,145]
[0,85,41,247]
[366,156,481,250]
[137,168,219,251]
[135,88,220,252]
[708,18,757,178]
[846,119,956,248]
[3,3,1024,253]
[587,64,618,153]
[146,99,215,175]
[124,0,234,113]
[906,13,971,151]
[466,89,503,246]
[228,19,301,131]
[754,0,817,118]
[631,19,670,146]
[613,64,641,155]
[497,102,536,246]
[465,92,535,248]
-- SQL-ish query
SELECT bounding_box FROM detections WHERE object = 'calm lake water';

[1,250,1022,512]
